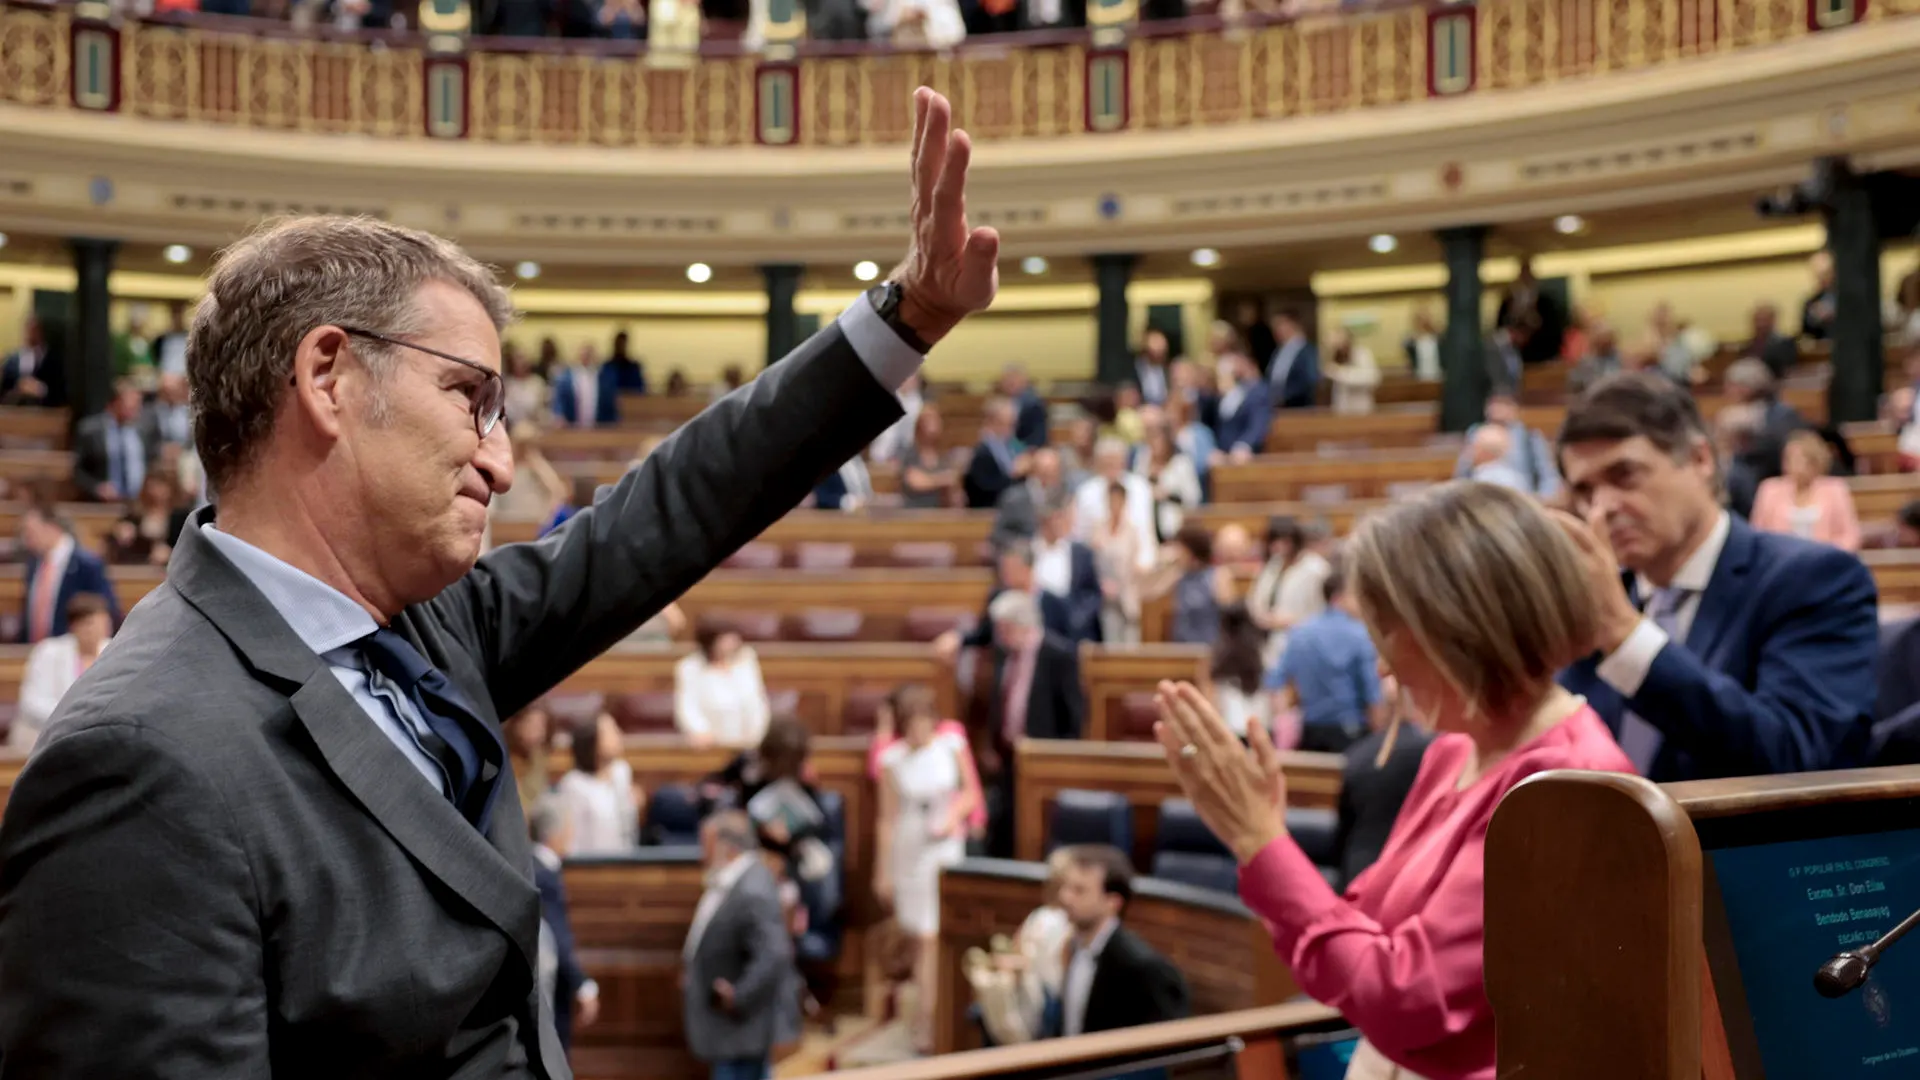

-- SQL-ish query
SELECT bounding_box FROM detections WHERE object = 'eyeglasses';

[338,326,506,439]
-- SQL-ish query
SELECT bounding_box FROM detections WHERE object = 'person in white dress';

[14,593,114,752]
[1324,329,1380,416]
[874,700,982,1052]
[1246,516,1332,669]
[555,712,642,856]
[674,624,771,748]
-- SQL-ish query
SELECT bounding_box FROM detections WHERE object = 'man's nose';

[474,425,516,493]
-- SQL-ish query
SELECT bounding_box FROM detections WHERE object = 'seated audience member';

[73,380,155,503]
[1133,414,1202,541]
[1557,373,1878,780]
[899,405,963,509]
[868,0,966,49]
[142,371,193,450]
[992,446,1065,546]
[1898,499,1920,548]
[106,471,190,567]
[967,847,1077,1046]
[551,344,621,428]
[1264,557,1382,754]
[1462,425,1527,492]
[934,540,1077,663]
[1032,497,1104,644]
[14,592,114,752]
[1742,302,1801,378]
[964,397,1032,509]
[1453,391,1560,498]
[1323,328,1380,416]
[1154,481,1634,1080]
[528,798,600,1054]
[1266,310,1320,410]
[556,712,641,855]
[1210,347,1273,463]
[1050,845,1190,1037]
[1748,430,1861,552]
[17,502,120,644]
[1134,329,1172,405]
[682,811,794,1080]
[1211,523,1264,576]
[1089,481,1144,645]
[603,331,648,394]
[1162,381,1218,491]
[1722,358,1807,492]
[1334,674,1435,889]
[875,691,984,1052]
[998,364,1052,449]
[1074,438,1158,573]
[1,316,64,407]
[1715,402,1766,522]
[675,622,772,748]
[869,373,925,466]
[1211,603,1271,742]
[811,453,875,511]
[867,686,987,841]
[506,701,555,816]
[1565,321,1622,395]
[1247,516,1331,668]
[1057,413,1098,491]
[1107,383,1145,445]
[1142,525,1233,647]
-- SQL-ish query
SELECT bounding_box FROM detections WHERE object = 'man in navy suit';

[1554,373,1877,782]
[17,502,121,644]
[1030,497,1103,644]
[550,354,623,427]
[1,317,65,408]
[1210,351,1272,463]
[1265,311,1320,410]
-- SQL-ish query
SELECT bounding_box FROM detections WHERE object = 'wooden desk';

[561,852,708,1080]
[0,407,69,450]
[1012,739,1344,869]
[932,860,1308,1055]
[1079,643,1209,740]
[0,449,76,497]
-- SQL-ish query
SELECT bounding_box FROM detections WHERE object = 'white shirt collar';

[706,851,756,892]
[198,524,378,656]
[1638,510,1730,597]
[532,843,562,873]
[1076,916,1120,959]
[46,534,75,568]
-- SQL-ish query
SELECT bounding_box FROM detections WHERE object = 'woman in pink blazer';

[1749,431,1861,552]
[1152,482,1634,1080]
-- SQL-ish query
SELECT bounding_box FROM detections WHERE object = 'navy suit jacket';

[1053,542,1104,644]
[18,545,121,643]
[1560,517,1878,782]
[1213,381,1272,456]
[532,857,586,1052]
[549,366,623,427]
[1013,390,1050,448]
[1268,340,1320,409]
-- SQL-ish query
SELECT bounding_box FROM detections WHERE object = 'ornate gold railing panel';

[0,0,1914,147]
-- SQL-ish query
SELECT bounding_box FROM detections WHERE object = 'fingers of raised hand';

[1174,681,1237,753]
[914,92,951,215]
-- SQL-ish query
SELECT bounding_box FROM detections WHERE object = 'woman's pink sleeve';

[943,721,990,830]
[1827,480,1863,552]
[1237,829,1492,1060]
[866,735,892,782]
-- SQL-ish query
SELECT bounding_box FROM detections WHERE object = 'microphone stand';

[1814,905,1920,998]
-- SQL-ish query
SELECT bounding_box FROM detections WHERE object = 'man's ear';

[290,325,350,439]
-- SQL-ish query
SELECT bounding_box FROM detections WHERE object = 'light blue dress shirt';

[195,300,925,796]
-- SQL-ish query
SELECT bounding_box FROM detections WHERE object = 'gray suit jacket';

[0,325,901,1078]
[682,860,793,1064]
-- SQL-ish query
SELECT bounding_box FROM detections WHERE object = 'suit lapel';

[167,513,540,980]
[1684,517,1755,663]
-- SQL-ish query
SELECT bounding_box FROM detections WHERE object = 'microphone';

[1814,905,1920,998]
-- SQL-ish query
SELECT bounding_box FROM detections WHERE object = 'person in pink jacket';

[867,684,989,838]
[1152,481,1634,1080]
[1747,430,1862,552]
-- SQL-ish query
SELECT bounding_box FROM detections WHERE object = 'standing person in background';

[17,502,120,645]
[1323,328,1379,416]
[898,404,963,508]
[528,799,599,1056]
[1333,672,1433,889]
[1801,250,1837,341]
[1153,481,1634,1080]
[1073,438,1158,573]
[151,300,192,378]
[683,812,794,1080]
[1134,328,1172,406]
[992,446,1065,544]
[1133,415,1202,542]
[1745,430,1862,551]
[1556,373,1877,781]
[1210,346,1273,463]
[1245,516,1329,668]
[14,593,114,752]
[675,622,772,748]
[1210,602,1270,743]
[1031,497,1105,644]
[1263,557,1383,755]
[964,396,1033,509]
[73,380,155,502]
[997,364,1051,448]
[1,316,65,407]
[1265,311,1320,410]
[874,692,983,1052]
[1141,525,1233,647]
[604,330,648,395]
[1235,298,1277,378]
[1741,303,1801,379]
[1089,480,1143,645]
[1403,307,1441,382]
[556,712,642,856]
[551,342,622,427]
[503,342,551,423]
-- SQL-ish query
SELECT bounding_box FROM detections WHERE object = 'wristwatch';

[866,281,934,355]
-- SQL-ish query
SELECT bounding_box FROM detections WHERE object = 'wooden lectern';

[1485,766,1920,1080]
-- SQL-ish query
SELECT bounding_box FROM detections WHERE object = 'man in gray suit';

[682,812,792,1080]
[0,87,1000,1079]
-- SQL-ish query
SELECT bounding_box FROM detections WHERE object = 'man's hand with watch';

[871,87,1001,352]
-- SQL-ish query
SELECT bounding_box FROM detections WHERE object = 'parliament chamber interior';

[1,0,1919,1075]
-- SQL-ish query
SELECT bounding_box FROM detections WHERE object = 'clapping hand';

[889,88,1001,348]
[1153,680,1287,864]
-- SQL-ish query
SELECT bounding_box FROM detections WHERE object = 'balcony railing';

[0,0,1913,147]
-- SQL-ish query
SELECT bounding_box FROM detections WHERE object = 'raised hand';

[890,87,1001,348]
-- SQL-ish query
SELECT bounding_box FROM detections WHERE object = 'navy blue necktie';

[356,628,506,832]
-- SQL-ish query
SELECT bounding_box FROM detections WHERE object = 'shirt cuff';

[1595,617,1669,698]
[1236,834,1342,945]
[836,294,927,393]
[577,978,600,1002]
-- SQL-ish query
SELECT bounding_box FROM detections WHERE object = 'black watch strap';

[867,281,934,355]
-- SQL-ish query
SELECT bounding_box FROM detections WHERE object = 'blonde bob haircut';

[1344,481,1598,725]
